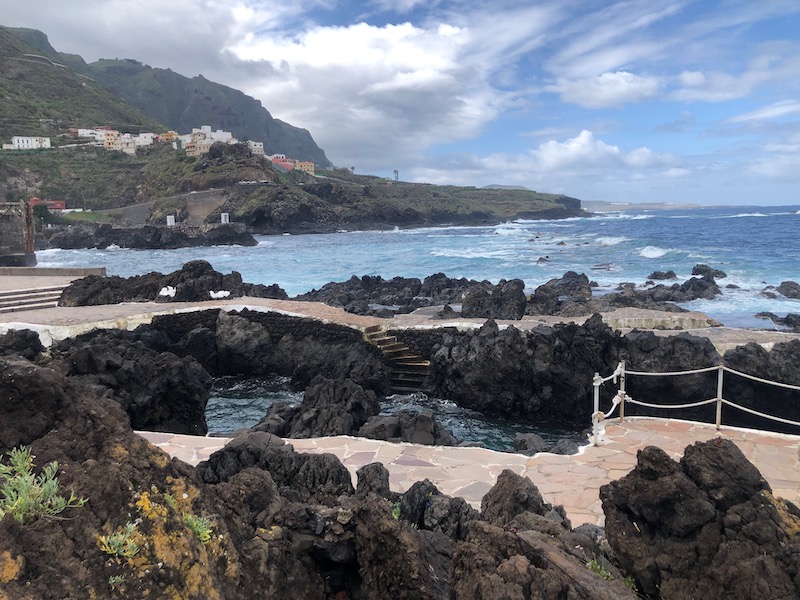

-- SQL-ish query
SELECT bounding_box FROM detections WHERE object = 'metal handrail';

[590,361,800,445]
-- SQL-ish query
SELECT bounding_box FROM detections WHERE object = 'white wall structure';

[10,136,51,149]
[247,141,264,155]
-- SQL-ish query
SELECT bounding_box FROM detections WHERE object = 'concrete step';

[389,361,431,374]
[0,285,68,299]
[0,286,66,313]
[0,300,59,314]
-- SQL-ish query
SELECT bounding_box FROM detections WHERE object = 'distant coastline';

[582,200,706,211]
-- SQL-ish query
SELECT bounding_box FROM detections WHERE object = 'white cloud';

[748,155,800,179]
[547,71,661,108]
[728,100,800,123]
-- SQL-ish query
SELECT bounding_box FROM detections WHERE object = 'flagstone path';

[139,418,800,527]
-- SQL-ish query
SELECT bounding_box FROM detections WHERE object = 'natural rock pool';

[206,376,583,451]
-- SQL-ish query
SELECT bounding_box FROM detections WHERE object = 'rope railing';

[590,360,800,445]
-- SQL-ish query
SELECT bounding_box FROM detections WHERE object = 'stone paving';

[138,418,800,527]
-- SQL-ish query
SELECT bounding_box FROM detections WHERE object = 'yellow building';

[159,131,179,143]
[295,161,315,176]
[103,130,121,152]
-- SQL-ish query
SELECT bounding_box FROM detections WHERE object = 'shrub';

[99,522,140,559]
[183,513,213,544]
[0,446,87,524]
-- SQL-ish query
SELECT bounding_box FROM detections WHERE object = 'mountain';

[6,27,332,166]
[0,27,164,140]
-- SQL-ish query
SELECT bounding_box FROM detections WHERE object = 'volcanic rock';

[0,328,44,360]
[399,479,480,540]
[776,280,800,299]
[647,270,677,280]
[601,439,800,599]
[358,409,459,445]
[254,375,379,438]
[44,329,212,434]
[692,264,727,280]
[461,279,527,320]
[59,260,287,306]
[47,223,257,250]
[512,432,548,455]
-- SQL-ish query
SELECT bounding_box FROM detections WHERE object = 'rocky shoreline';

[2,353,799,598]
[1,262,800,597]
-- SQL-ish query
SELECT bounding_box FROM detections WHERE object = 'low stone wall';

[0,266,106,276]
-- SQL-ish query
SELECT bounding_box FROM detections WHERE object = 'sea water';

[39,205,800,327]
[41,205,800,443]
[206,377,580,450]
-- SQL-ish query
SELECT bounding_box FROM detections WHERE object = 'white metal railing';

[590,360,800,445]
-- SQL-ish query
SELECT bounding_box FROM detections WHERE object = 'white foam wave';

[493,226,526,236]
[593,213,655,221]
[596,236,629,246]
[639,246,671,258]
[429,248,514,259]
[716,212,769,219]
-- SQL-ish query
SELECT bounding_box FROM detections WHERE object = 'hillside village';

[2,125,315,175]
[1,125,316,177]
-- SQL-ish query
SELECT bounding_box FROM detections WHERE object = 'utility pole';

[393,169,399,181]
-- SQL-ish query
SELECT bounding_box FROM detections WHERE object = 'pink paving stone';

[393,455,436,467]
[452,481,494,499]
[341,451,378,466]
[137,431,174,443]
[567,464,608,478]
[535,463,573,475]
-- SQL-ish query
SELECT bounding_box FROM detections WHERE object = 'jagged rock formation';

[601,439,800,599]
[59,260,286,306]
[461,279,527,320]
[47,223,257,250]
[43,329,212,434]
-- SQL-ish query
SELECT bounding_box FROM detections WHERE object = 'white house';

[247,141,264,155]
[10,136,51,150]
[135,132,156,146]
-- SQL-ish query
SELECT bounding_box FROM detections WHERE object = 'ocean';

[40,204,800,328]
[40,205,800,446]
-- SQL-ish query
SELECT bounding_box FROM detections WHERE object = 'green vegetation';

[163,492,176,510]
[0,446,87,524]
[2,143,276,210]
[98,522,141,560]
[183,513,214,544]
[0,27,164,141]
[108,574,126,590]
[586,558,613,581]
[391,502,401,520]
[3,27,330,165]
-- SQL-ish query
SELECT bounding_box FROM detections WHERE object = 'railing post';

[619,360,626,423]
[592,373,601,446]
[715,365,724,430]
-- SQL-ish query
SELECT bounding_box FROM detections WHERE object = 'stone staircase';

[0,285,67,314]
[363,325,431,394]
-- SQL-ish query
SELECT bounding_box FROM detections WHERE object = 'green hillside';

[0,27,163,140]
[5,26,331,166]
[212,171,584,233]
[0,143,280,210]
[84,60,331,166]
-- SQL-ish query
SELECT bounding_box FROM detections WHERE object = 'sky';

[4,0,800,205]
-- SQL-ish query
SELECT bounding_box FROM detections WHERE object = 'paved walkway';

[139,418,800,527]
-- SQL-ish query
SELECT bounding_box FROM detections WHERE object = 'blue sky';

[5,0,800,204]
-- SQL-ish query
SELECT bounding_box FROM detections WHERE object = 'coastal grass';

[0,446,87,524]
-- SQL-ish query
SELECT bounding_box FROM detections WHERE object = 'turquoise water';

[39,205,800,327]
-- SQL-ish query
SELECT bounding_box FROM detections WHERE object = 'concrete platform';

[139,418,800,527]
